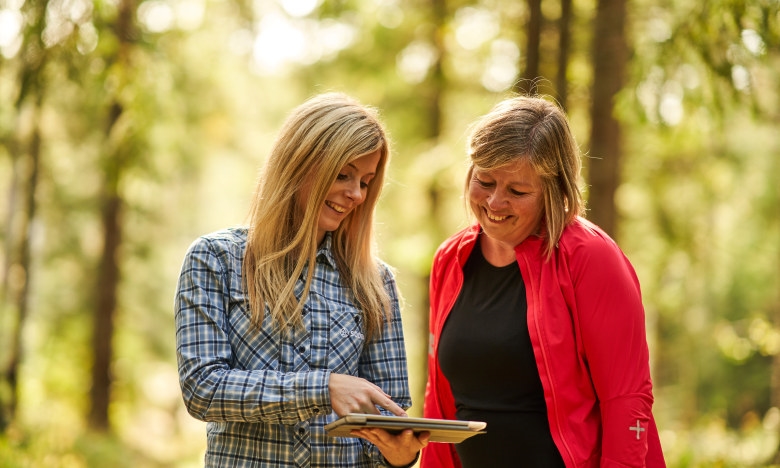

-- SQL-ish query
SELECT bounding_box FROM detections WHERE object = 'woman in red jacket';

[421,96,665,467]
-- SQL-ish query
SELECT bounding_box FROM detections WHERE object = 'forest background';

[1,0,779,466]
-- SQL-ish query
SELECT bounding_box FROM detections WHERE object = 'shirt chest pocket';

[322,305,366,375]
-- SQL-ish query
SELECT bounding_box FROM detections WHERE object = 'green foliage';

[0,429,175,467]
[618,2,780,463]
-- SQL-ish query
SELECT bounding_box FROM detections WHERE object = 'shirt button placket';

[293,421,310,467]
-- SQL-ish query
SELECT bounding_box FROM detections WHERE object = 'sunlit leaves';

[716,317,780,363]
[396,39,438,83]
[0,8,24,57]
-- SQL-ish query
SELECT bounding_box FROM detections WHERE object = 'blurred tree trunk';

[88,0,135,431]
[423,0,445,139]
[516,0,542,95]
[0,0,46,433]
[0,132,23,434]
[586,0,627,238]
[0,107,42,434]
[88,105,124,432]
[416,0,447,409]
[556,0,572,109]
[773,226,780,463]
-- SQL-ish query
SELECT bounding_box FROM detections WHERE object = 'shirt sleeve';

[174,236,331,425]
[570,234,654,465]
[356,264,413,463]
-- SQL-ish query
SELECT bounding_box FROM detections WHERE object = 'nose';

[486,189,506,208]
[346,180,365,203]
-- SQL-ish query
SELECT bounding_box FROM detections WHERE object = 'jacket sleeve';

[421,247,461,468]
[568,233,656,466]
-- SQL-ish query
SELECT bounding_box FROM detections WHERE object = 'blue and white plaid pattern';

[175,227,412,467]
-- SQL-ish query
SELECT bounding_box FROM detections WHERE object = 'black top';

[438,237,564,467]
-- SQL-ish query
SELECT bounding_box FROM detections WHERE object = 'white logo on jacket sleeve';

[629,420,645,440]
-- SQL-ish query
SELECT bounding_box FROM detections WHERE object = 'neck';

[478,234,516,267]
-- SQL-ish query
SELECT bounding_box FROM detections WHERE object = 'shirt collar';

[316,232,338,269]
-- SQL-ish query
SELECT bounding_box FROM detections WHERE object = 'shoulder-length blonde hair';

[465,95,584,259]
[243,92,391,341]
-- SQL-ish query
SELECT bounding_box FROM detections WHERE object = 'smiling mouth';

[486,211,508,221]
[326,201,347,213]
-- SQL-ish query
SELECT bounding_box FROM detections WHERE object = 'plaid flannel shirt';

[175,227,411,467]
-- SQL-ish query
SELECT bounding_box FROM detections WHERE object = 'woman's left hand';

[351,427,430,467]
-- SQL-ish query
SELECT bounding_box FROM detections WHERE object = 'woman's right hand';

[328,373,407,417]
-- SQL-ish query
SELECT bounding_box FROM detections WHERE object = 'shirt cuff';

[295,369,332,419]
[384,450,420,468]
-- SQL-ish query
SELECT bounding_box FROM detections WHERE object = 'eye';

[360,174,375,190]
[510,189,528,196]
[474,176,493,188]
[336,173,349,181]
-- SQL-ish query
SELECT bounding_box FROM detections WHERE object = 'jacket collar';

[454,224,480,267]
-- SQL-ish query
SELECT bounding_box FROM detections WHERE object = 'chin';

[322,220,343,233]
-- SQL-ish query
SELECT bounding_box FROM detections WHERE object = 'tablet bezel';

[324,413,487,443]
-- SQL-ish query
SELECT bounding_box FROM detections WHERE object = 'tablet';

[324,413,487,443]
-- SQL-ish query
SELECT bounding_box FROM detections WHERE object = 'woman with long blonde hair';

[176,92,428,467]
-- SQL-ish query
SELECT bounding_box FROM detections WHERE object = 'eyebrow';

[346,162,376,177]
[474,171,535,188]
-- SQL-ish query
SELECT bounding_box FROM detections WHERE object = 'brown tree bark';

[1,134,23,434]
[516,0,543,95]
[586,0,627,238]
[415,0,447,412]
[556,0,573,109]
[424,0,445,138]
[88,103,123,430]
[0,2,47,431]
[87,0,135,431]
[0,107,42,433]
[772,224,780,462]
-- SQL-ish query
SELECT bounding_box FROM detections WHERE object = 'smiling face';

[468,158,545,254]
[311,149,382,244]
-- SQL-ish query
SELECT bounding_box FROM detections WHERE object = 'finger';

[397,428,415,444]
[375,396,407,417]
[350,429,371,440]
[367,381,397,402]
[352,428,382,446]
[371,428,396,443]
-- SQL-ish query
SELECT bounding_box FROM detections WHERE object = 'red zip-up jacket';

[422,218,665,467]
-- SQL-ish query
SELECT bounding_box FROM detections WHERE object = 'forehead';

[346,149,382,173]
[473,159,539,184]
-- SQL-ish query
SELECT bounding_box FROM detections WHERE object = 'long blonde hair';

[466,95,584,259]
[243,92,392,341]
